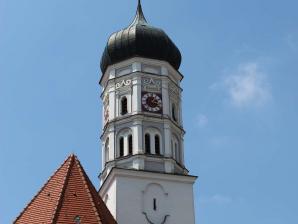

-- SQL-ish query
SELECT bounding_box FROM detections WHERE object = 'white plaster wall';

[132,76,142,113]
[118,176,195,224]
[101,177,117,219]
[100,169,196,224]
[162,79,170,116]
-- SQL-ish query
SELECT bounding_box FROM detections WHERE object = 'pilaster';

[162,79,170,116]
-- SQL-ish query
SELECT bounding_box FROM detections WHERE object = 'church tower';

[99,1,197,224]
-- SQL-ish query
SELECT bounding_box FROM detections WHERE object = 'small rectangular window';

[153,198,157,211]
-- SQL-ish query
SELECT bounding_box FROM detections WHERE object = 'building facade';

[98,1,197,224]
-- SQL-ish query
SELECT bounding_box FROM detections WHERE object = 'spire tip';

[131,0,147,25]
[137,0,142,12]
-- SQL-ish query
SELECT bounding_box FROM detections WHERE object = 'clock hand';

[151,99,158,104]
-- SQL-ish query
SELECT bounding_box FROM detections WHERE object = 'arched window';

[172,104,177,121]
[128,134,133,155]
[121,97,128,115]
[119,137,124,157]
[105,138,109,164]
[155,135,160,155]
[145,134,151,154]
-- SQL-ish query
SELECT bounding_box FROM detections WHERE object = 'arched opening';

[172,104,177,121]
[121,97,128,115]
[128,134,133,155]
[145,134,151,154]
[105,138,109,164]
[155,135,160,155]
[119,137,124,157]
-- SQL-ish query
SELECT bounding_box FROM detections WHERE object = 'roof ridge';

[76,158,117,224]
[14,155,75,223]
[51,154,75,223]
[74,157,102,222]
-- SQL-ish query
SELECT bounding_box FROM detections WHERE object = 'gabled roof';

[14,154,117,224]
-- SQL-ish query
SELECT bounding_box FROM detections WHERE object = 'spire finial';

[130,0,147,26]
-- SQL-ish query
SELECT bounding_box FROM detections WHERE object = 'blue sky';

[0,0,297,223]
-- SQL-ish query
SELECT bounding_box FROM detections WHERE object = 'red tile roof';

[14,154,117,224]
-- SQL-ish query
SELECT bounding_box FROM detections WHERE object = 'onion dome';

[100,0,182,73]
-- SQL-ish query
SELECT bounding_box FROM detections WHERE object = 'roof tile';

[14,155,117,224]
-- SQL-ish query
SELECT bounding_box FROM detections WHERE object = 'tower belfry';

[99,1,197,224]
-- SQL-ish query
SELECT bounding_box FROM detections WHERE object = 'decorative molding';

[104,107,109,124]
[142,78,162,92]
[115,79,132,89]
[103,94,110,124]
[143,183,168,196]
[142,212,170,224]
[117,128,133,137]
[103,93,109,106]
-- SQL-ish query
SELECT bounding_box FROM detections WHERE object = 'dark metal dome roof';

[100,0,182,73]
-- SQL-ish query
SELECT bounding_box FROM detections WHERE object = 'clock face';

[142,92,163,113]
